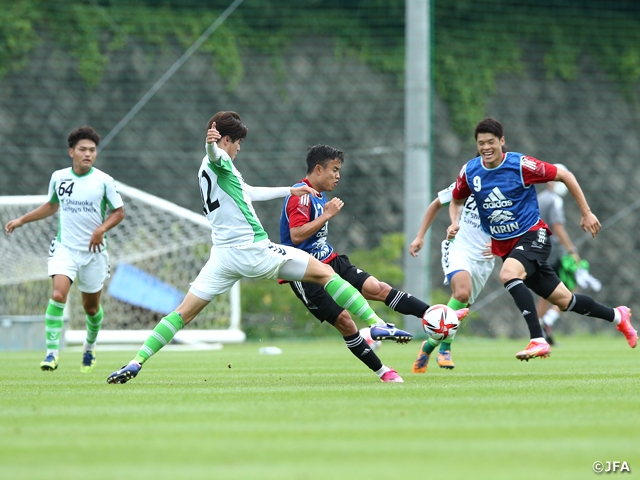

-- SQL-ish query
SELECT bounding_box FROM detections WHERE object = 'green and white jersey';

[438,182,490,261]
[47,167,123,251]
[199,143,269,247]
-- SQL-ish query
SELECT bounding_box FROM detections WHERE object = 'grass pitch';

[1,335,638,480]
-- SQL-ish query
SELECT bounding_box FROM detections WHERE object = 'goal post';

[0,182,244,346]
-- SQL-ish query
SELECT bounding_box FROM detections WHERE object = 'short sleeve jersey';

[437,183,490,261]
[48,167,123,251]
[280,178,337,263]
[452,152,557,257]
[537,188,565,251]
[199,144,268,247]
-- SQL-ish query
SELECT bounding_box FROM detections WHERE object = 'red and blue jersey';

[453,152,557,257]
[280,178,338,263]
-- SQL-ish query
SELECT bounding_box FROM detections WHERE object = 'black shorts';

[289,254,371,325]
[503,229,561,299]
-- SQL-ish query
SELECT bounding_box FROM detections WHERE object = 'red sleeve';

[452,164,472,200]
[286,193,311,228]
[521,156,557,185]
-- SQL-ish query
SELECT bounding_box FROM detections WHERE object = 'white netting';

[0,183,242,342]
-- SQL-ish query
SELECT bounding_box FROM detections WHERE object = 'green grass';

[1,336,639,480]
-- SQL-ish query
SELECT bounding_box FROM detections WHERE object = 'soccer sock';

[133,311,185,364]
[83,305,103,352]
[45,299,65,356]
[542,308,560,327]
[421,337,440,355]
[324,274,383,327]
[343,332,383,372]
[384,288,429,317]
[565,294,615,322]
[504,279,544,339]
[442,298,468,352]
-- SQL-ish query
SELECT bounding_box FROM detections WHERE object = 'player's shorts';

[189,239,310,301]
[505,229,561,299]
[441,240,495,305]
[289,254,371,325]
[47,239,110,294]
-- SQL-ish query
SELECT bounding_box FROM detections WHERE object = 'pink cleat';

[455,308,470,321]
[516,339,551,361]
[615,306,637,348]
[380,368,404,383]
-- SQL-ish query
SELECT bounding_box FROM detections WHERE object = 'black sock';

[343,332,383,372]
[384,288,429,317]
[566,294,615,322]
[504,278,544,338]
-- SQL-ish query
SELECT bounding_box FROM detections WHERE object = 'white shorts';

[189,240,310,301]
[441,239,495,305]
[47,240,110,294]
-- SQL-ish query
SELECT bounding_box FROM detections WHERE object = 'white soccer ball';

[422,304,459,341]
[360,327,382,351]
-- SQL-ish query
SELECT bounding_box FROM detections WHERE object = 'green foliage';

[241,233,406,339]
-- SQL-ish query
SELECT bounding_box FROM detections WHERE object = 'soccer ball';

[422,304,459,341]
[360,327,382,351]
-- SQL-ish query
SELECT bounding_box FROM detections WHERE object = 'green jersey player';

[107,111,411,385]
[5,126,125,373]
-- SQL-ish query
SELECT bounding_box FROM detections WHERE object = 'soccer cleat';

[615,306,637,348]
[455,308,470,321]
[370,323,413,343]
[516,340,551,361]
[437,350,455,369]
[40,353,59,371]
[412,341,430,374]
[380,368,404,383]
[80,351,96,373]
[106,362,142,384]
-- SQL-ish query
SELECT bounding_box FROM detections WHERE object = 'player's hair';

[305,144,344,174]
[67,126,100,148]
[207,111,248,142]
[474,117,504,139]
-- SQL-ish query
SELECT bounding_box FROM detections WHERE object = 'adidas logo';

[522,310,531,315]
[483,187,513,209]
[515,246,524,250]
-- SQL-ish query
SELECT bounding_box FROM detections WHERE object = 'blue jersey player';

[448,117,636,360]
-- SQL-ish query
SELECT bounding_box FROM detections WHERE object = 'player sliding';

[107,111,411,384]
[279,144,453,383]
[447,117,636,360]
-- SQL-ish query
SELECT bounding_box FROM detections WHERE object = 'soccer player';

[107,112,410,384]
[5,126,125,372]
[447,117,637,360]
[279,144,437,383]
[409,182,493,373]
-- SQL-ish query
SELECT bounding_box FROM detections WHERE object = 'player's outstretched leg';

[107,362,142,384]
[615,306,637,348]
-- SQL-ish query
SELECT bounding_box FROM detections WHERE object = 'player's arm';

[554,167,600,238]
[409,197,443,257]
[205,122,223,166]
[88,206,125,253]
[446,168,471,240]
[290,197,343,245]
[246,184,320,202]
[5,201,59,235]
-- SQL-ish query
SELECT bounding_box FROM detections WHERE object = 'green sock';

[422,337,440,355]
[442,298,468,353]
[45,299,65,354]
[84,305,103,349]
[324,274,382,327]
[134,312,184,364]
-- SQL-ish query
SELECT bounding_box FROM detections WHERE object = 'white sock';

[542,309,560,327]
[46,349,59,357]
[83,341,96,353]
[613,308,622,325]
[531,337,547,343]
[375,366,391,378]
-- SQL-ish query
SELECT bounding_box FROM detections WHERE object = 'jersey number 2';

[200,171,220,215]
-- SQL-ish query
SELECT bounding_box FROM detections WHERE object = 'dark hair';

[206,111,248,142]
[474,117,504,139]
[305,144,344,174]
[68,126,100,148]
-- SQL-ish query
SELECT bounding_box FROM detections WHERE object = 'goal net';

[0,182,244,346]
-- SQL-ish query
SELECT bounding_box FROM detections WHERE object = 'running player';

[5,126,125,373]
[447,117,636,360]
[107,112,410,384]
[279,144,436,383]
[409,182,493,373]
